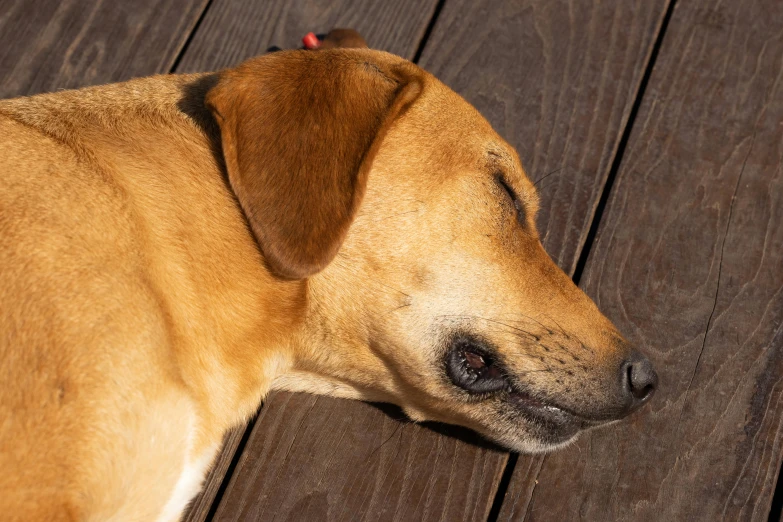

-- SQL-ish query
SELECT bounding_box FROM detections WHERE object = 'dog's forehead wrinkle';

[359,61,397,85]
[486,148,515,168]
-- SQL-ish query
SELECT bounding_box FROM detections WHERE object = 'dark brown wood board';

[214,392,508,521]
[0,0,208,98]
[198,1,672,521]
[498,0,783,519]
[173,0,441,73]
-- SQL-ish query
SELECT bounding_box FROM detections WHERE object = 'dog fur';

[0,37,655,521]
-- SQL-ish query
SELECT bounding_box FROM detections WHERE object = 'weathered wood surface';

[0,0,208,98]
[201,1,671,520]
[174,0,440,73]
[498,0,783,519]
[214,392,508,521]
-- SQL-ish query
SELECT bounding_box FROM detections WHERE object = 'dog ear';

[206,50,422,279]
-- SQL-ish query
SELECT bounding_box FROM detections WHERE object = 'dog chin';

[402,405,583,453]
[502,430,581,454]
[488,413,624,453]
[401,405,431,423]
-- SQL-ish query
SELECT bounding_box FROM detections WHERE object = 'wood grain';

[212,392,507,521]
[173,0,440,73]
[0,0,208,98]
[499,0,783,519]
[197,1,671,520]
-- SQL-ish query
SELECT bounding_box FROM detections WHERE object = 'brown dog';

[0,31,656,521]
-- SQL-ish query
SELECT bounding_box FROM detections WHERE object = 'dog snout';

[619,351,658,414]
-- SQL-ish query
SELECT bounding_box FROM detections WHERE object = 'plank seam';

[412,0,447,64]
[571,0,677,286]
[203,410,261,522]
[485,454,513,521]
[769,400,783,522]
[169,0,216,73]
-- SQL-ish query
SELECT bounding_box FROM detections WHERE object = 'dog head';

[206,47,657,452]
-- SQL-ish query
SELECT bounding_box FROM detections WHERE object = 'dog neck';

[271,270,399,405]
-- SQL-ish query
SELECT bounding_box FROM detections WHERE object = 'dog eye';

[495,174,525,225]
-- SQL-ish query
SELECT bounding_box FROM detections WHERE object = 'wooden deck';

[2,0,782,520]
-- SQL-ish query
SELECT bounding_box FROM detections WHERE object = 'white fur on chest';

[156,432,217,522]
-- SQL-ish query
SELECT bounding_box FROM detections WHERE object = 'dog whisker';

[502,312,556,336]
[475,317,543,340]
[435,316,581,377]
[538,311,591,354]
[436,314,542,334]
[434,314,594,364]
[378,303,412,317]
[532,166,565,187]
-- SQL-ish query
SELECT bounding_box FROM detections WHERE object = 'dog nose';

[621,351,658,412]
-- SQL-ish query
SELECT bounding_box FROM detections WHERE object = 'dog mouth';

[444,334,592,441]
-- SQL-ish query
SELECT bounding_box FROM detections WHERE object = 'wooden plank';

[173,0,440,73]
[214,392,508,521]
[187,1,672,521]
[0,0,208,98]
[498,0,783,519]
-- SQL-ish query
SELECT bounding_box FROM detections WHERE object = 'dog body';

[0,46,656,521]
[0,74,299,520]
